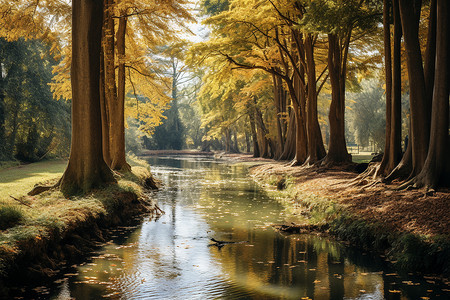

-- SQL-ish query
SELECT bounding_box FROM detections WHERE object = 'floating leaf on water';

[359,290,366,293]
[297,260,306,263]
[102,292,120,298]
[268,261,275,264]
[420,297,430,300]
[313,280,321,283]
[309,268,316,271]
[389,290,401,293]
[385,273,398,276]
[53,278,66,284]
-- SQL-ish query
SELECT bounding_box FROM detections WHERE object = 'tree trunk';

[388,0,404,172]
[255,104,273,158]
[0,61,5,159]
[245,131,251,153]
[409,0,450,188]
[378,0,393,175]
[103,0,117,166]
[304,34,326,164]
[272,73,284,159]
[398,0,430,177]
[323,33,351,165]
[286,75,307,165]
[99,43,111,165]
[248,108,260,157]
[279,110,296,161]
[60,0,115,195]
[424,0,437,105]
[110,13,131,172]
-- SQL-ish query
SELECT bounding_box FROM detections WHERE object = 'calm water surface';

[8,155,450,299]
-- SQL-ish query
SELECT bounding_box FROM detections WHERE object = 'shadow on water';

[2,155,449,299]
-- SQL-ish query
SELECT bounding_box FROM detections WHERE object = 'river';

[7,155,450,299]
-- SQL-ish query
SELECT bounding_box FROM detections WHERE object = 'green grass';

[0,160,67,202]
[0,157,154,275]
[352,154,374,163]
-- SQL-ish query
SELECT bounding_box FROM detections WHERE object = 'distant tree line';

[0,38,70,163]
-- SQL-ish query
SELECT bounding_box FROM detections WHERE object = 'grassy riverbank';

[0,156,157,279]
[222,155,450,276]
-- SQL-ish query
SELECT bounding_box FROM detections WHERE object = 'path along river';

[11,155,450,299]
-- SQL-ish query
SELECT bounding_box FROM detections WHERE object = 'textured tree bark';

[286,63,307,165]
[304,34,326,164]
[60,0,115,195]
[398,0,430,177]
[388,0,404,172]
[110,13,131,172]
[249,117,260,157]
[423,0,437,105]
[378,0,393,176]
[103,0,117,166]
[384,0,411,181]
[323,33,351,165]
[247,105,260,157]
[99,44,111,165]
[272,73,284,159]
[409,0,450,188]
[279,111,296,161]
[0,61,5,158]
[255,103,274,158]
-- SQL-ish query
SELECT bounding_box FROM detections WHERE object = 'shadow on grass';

[0,160,67,184]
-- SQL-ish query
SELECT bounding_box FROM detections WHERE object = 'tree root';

[347,163,380,187]
[28,179,62,196]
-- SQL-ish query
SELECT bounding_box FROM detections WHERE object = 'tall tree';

[378,0,403,176]
[110,9,131,171]
[59,0,115,195]
[398,0,430,177]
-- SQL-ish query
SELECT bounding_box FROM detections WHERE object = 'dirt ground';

[222,153,450,237]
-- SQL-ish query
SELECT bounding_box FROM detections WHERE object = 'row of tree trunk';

[243,8,352,168]
[380,0,450,189]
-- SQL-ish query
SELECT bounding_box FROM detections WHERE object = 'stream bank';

[245,160,450,276]
[0,163,158,291]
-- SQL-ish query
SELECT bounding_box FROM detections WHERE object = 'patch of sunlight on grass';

[0,160,67,201]
[352,154,374,164]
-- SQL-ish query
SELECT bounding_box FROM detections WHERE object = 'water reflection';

[8,155,449,299]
